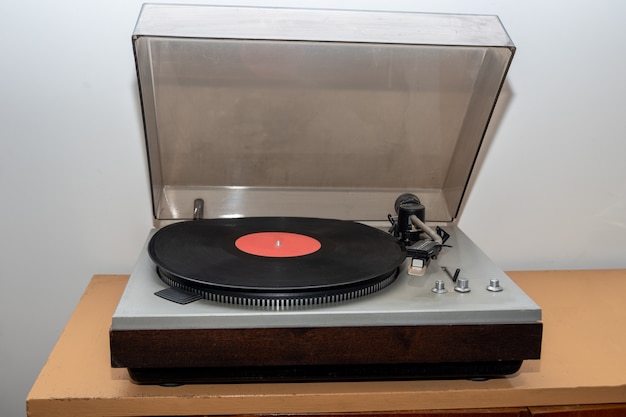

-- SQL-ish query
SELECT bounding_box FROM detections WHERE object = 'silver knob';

[454,278,471,293]
[432,280,448,294]
[486,278,503,292]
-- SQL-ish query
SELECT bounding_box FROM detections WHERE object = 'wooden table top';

[26,270,626,417]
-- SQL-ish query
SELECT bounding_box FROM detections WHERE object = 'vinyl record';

[148,217,407,307]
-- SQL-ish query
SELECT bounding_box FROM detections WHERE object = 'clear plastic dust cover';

[133,4,515,223]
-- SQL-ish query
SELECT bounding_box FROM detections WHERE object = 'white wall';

[1,1,625,416]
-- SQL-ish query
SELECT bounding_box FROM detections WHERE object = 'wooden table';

[26,270,626,417]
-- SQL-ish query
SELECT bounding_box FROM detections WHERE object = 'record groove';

[148,217,407,307]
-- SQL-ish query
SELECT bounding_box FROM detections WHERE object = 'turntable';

[110,4,542,384]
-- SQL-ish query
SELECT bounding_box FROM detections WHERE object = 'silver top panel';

[111,226,541,331]
[133,5,515,223]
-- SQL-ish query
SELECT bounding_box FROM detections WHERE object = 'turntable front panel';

[111,226,540,331]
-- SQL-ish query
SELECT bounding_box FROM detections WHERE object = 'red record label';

[235,232,321,257]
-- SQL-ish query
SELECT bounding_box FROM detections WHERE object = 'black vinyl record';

[148,217,407,307]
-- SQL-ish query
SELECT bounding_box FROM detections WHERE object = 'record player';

[110,4,542,384]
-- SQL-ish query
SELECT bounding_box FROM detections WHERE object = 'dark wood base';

[110,322,542,384]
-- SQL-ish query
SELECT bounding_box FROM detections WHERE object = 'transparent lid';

[133,4,514,223]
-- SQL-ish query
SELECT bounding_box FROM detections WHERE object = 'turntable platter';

[148,217,407,307]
